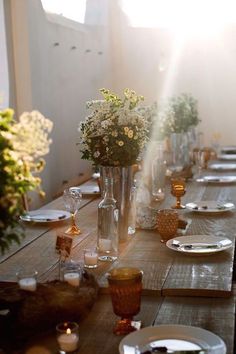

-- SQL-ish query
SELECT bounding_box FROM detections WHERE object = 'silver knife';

[144,347,208,354]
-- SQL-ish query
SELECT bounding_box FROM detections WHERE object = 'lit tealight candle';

[57,328,79,352]
[84,249,98,268]
[99,238,112,252]
[18,277,37,291]
[64,272,80,287]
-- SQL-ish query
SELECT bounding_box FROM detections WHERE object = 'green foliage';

[0,109,52,254]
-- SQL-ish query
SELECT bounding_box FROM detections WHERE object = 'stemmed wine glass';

[171,178,186,209]
[63,187,82,235]
[107,267,143,335]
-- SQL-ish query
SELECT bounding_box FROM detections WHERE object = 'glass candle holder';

[63,260,82,287]
[16,269,38,292]
[84,248,98,269]
[157,209,179,243]
[107,267,143,335]
[56,322,79,353]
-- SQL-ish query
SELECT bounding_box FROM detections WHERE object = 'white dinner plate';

[119,325,226,354]
[185,201,235,213]
[196,175,236,183]
[220,146,236,154]
[209,162,236,171]
[218,154,236,160]
[20,209,71,223]
[166,235,232,255]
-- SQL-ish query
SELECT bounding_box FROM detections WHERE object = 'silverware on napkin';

[140,346,208,354]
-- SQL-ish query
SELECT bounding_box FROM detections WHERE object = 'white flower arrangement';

[79,88,149,166]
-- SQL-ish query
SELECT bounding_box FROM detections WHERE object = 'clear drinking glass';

[63,260,82,288]
[63,187,82,235]
[16,269,38,292]
[107,267,143,335]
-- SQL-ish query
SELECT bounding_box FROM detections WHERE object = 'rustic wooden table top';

[0,174,235,354]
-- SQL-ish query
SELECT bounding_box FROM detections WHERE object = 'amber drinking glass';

[107,267,143,335]
[171,178,186,209]
[157,209,179,243]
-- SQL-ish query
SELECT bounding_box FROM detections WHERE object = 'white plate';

[185,201,235,213]
[119,325,226,354]
[218,154,236,160]
[196,175,236,183]
[220,146,236,154]
[209,163,236,171]
[166,235,232,255]
[20,209,71,223]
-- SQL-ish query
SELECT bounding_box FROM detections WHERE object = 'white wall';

[6,0,236,206]
[9,0,112,205]
[109,5,236,146]
[0,0,9,108]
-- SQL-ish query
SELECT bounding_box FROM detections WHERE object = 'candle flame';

[66,328,71,334]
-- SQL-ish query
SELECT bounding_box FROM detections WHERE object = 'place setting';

[119,324,227,354]
[166,235,232,256]
[185,201,235,213]
[208,162,236,171]
[195,175,236,183]
[20,209,71,223]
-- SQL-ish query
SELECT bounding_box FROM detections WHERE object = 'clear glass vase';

[99,166,134,243]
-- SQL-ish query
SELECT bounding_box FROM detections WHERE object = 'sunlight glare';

[121,0,236,37]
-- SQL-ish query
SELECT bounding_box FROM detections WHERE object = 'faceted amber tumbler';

[157,209,179,243]
[107,267,143,335]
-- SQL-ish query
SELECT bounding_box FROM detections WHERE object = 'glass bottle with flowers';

[79,88,149,242]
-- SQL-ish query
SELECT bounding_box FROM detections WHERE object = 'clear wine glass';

[63,187,82,235]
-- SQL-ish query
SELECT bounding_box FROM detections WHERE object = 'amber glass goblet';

[171,178,186,209]
[107,267,143,336]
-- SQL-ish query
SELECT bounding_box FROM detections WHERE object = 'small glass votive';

[63,260,82,287]
[56,322,79,353]
[157,209,179,243]
[84,248,98,269]
[16,269,38,292]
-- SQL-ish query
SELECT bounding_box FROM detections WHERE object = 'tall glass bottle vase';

[170,132,184,169]
[97,177,118,261]
[100,166,134,243]
[151,142,166,201]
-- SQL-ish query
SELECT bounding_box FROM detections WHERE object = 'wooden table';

[0,177,235,354]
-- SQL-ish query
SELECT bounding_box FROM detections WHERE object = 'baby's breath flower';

[117,140,124,146]
[79,88,149,166]
[128,130,133,138]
